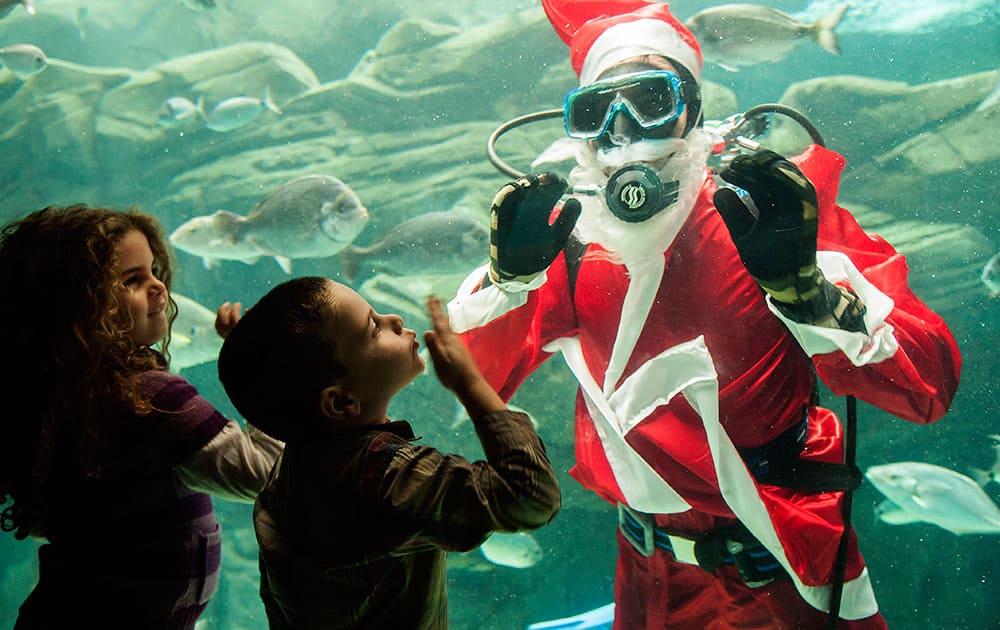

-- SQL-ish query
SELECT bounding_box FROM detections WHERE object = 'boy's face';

[328,281,425,410]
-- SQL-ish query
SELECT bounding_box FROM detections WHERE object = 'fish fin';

[23,0,36,15]
[202,257,219,269]
[275,256,293,274]
[968,466,990,486]
[340,245,362,284]
[195,95,207,122]
[212,209,247,224]
[812,4,847,56]
[716,61,740,73]
[875,500,917,524]
[450,399,469,430]
[262,85,282,115]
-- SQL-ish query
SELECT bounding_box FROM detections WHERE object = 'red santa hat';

[542,0,703,86]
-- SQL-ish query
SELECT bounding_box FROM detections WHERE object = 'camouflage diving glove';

[713,149,866,331]
[489,173,582,285]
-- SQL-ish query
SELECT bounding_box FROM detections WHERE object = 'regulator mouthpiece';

[605,164,679,223]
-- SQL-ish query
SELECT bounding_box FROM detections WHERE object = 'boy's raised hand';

[215,301,243,338]
[424,296,505,418]
[423,296,481,393]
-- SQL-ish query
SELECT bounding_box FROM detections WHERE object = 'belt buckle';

[617,504,656,557]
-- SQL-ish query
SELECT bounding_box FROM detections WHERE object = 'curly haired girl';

[0,205,282,629]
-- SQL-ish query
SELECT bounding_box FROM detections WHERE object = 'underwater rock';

[841,202,993,316]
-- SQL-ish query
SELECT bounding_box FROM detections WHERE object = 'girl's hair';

[0,205,177,539]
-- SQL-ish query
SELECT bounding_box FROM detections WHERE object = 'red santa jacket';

[449,145,961,616]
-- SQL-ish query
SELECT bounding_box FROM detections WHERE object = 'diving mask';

[563,70,686,141]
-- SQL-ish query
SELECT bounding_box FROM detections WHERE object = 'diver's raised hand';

[713,149,823,304]
[714,149,866,330]
[489,173,582,285]
[424,296,505,419]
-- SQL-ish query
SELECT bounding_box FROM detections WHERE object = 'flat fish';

[479,531,544,568]
[0,44,47,79]
[170,174,369,273]
[684,3,847,71]
[866,461,1000,535]
[341,210,488,284]
[167,293,222,372]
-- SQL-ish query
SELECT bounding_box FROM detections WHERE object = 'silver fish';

[197,86,282,133]
[341,210,488,284]
[479,531,543,568]
[684,3,847,71]
[0,0,34,19]
[167,293,223,372]
[981,252,1000,298]
[170,175,370,274]
[866,461,1000,535]
[157,96,200,128]
[0,44,47,79]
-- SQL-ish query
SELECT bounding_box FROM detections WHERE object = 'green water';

[1,0,998,628]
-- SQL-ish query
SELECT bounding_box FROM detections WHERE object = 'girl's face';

[116,229,169,347]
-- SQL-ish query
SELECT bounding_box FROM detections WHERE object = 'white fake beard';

[566,128,713,264]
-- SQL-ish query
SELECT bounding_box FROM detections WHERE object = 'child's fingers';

[426,295,453,337]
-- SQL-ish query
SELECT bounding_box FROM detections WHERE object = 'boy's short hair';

[218,276,348,441]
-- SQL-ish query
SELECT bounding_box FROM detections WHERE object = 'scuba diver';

[448,1,962,628]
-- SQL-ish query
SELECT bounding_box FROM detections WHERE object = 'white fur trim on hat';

[579,18,702,86]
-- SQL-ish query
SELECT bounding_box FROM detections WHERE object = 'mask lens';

[621,75,680,127]
[564,71,685,139]
[566,85,618,138]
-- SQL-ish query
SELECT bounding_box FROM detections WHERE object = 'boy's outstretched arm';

[424,296,506,421]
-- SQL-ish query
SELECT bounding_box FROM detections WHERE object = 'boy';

[217,277,561,629]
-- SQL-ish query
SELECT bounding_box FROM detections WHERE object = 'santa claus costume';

[449,1,961,628]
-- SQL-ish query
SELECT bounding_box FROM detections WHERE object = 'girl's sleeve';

[141,370,284,501]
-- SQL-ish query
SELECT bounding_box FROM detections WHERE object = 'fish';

[166,293,223,373]
[797,0,998,34]
[479,531,544,568]
[0,0,34,19]
[340,210,489,284]
[970,435,1000,487]
[865,461,1000,535]
[981,252,1000,298]
[683,4,847,71]
[0,44,47,79]
[170,174,369,274]
[197,86,282,133]
[156,96,200,128]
